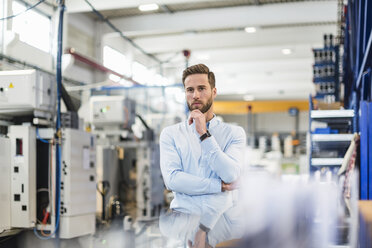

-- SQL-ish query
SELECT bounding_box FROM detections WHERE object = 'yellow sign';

[9,83,14,88]
[214,100,309,114]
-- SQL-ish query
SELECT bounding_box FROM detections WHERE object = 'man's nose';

[193,91,200,99]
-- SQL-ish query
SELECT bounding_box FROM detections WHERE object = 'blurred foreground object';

[359,201,372,248]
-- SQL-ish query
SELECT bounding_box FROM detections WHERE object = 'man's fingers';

[188,117,193,125]
[189,110,203,125]
[188,240,193,248]
[191,109,202,114]
[222,181,239,191]
[190,110,203,118]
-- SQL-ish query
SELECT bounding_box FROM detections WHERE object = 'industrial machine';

[0,70,56,120]
[8,125,37,229]
[136,143,163,220]
[0,126,97,238]
[59,128,96,239]
[88,95,164,223]
[90,95,136,129]
[0,136,12,235]
[0,70,97,241]
[0,70,165,246]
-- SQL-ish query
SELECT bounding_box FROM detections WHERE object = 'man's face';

[184,74,216,113]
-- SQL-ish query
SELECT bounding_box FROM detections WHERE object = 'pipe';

[66,48,141,86]
[55,0,65,239]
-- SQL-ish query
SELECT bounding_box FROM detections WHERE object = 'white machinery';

[136,143,163,220]
[88,95,164,222]
[59,128,96,239]
[0,126,97,239]
[90,95,136,128]
[0,70,97,241]
[0,136,11,234]
[95,145,120,218]
[8,126,36,228]
[0,70,56,119]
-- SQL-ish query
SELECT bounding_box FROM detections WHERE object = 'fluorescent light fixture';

[243,94,255,101]
[244,27,256,33]
[281,48,292,55]
[138,3,159,11]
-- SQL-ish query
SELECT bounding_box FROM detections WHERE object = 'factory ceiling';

[65,0,339,100]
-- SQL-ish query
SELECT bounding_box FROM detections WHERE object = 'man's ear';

[213,87,217,98]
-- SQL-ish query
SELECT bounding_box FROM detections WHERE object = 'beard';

[188,96,213,113]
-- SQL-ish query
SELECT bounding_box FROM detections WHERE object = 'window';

[103,46,131,77]
[153,73,171,86]
[12,1,51,53]
[132,61,151,84]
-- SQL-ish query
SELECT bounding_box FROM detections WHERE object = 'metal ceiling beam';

[160,4,174,14]
[65,0,225,13]
[102,1,337,35]
[125,25,336,54]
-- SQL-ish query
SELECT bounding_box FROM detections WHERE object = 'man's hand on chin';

[188,110,207,136]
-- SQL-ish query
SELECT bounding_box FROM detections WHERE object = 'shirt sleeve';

[199,192,232,230]
[160,128,222,195]
[200,126,246,183]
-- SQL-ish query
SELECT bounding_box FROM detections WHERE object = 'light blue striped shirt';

[160,116,246,228]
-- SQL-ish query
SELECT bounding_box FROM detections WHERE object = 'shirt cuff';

[199,223,210,233]
[209,178,222,193]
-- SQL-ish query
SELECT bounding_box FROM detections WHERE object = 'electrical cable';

[33,144,61,240]
[37,188,49,193]
[49,142,54,232]
[34,142,54,238]
[135,114,151,130]
[39,141,54,237]
[83,0,162,64]
[33,0,64,240]
[54,0,65,239]
[0,0,46,21]
[36,128,49,144]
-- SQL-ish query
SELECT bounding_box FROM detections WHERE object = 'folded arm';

[160,129,221,195]
[201,127,246,183]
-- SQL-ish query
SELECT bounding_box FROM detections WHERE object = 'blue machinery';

[342,0,372,200]
[312,34,340,102]
[309,0,371,199]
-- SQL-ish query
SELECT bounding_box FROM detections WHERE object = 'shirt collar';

[207,114,218,129]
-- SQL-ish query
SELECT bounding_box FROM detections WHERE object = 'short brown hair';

[182,64,215,88]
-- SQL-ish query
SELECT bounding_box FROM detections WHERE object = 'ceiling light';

[138,3,159,12]
[244,27,256,33]
[281,48,292,55]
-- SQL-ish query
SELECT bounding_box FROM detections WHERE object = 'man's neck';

[205,108,214,123]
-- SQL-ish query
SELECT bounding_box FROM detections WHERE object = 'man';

[159,64,246,248]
